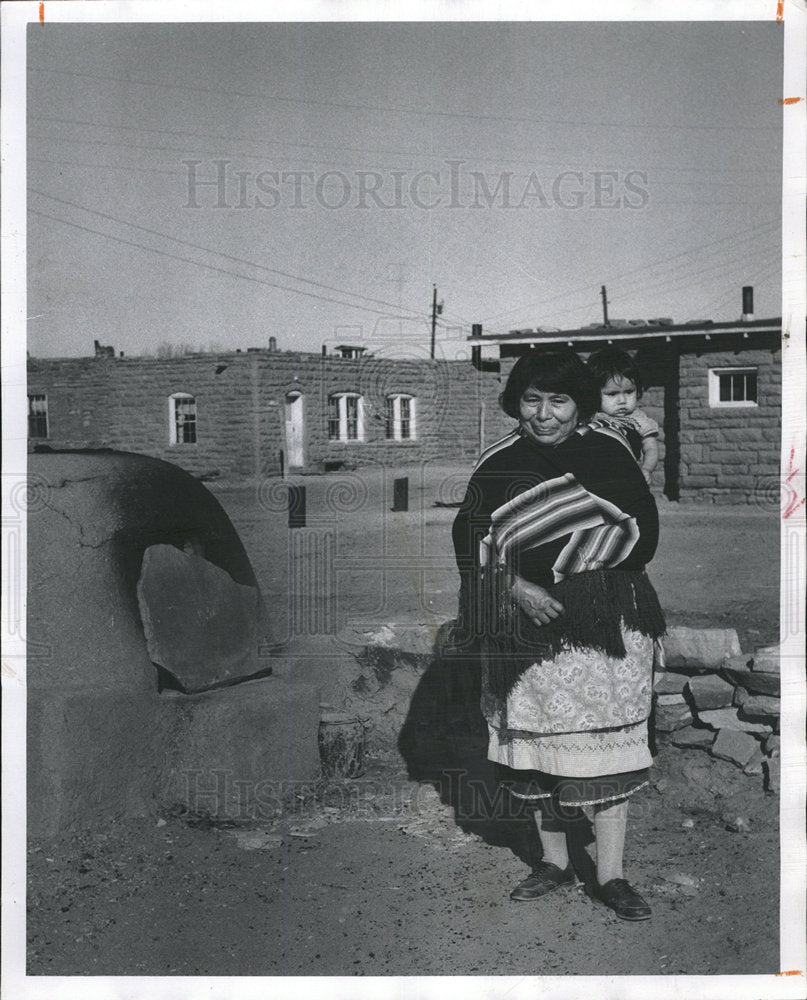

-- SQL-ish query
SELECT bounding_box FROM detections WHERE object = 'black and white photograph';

[2,1,805,998]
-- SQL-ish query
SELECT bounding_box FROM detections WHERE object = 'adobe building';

[469,290,781,504]
[26,347,506,480]
[27,293,782,503]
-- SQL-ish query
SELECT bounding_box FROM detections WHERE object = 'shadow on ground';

[397,623,599,884]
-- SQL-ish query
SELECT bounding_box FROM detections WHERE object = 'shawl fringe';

[483,568,666,701]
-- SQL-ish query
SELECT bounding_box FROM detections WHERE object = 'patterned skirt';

[484,628,654,806]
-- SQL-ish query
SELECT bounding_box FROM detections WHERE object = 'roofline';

[469,317,782,346]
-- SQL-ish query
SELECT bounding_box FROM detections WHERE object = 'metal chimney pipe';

[742,286,754,322]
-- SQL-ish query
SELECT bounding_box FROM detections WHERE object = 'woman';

[452,350,665,921]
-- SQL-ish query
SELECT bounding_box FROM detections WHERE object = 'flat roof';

[469,317,782,346]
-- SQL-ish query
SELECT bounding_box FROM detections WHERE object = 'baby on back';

[586,347,659,484]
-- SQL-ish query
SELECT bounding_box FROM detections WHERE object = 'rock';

[138,544,266,692]
[686,675,735,711]
[681,759,741,800]
[720,666,780,696]
[681,818,695,829]
[654,703,694,732]
[764,734,780,757]
[709,728,761,767]
[653,671,689,695]
[697,708,772,735]
[665,872,699,887]
[656,693,686,706]
[663,627,741,671]
[723,815,752,833]
[739,695,781,720]
[670,725,715,750]
[722,653,754,671]
[229,830,285,851]
[763,757,780,794]
[733,687,750,707]
[743,749,765,776]
[750,645,780,674]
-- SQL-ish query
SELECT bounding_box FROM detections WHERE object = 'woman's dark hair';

[586,347,643,397]
[499,349,600,421]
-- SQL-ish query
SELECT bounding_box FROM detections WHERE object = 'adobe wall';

[26,450,320,836]
[27,352,507,479]
[26,341,782,501]
[678,347,781,504]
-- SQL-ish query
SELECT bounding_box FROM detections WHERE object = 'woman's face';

[518,386,580,447]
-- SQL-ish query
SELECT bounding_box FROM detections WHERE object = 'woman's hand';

[510,576,564,627]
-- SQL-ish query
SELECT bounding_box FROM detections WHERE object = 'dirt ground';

[26,464,785,979]
[27,742,779,977]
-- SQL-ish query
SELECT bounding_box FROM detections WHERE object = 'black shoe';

[595,878,651,921]
[509,861,576,901]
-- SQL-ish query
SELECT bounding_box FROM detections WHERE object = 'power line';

[29,156,179,177]
[30,113,774,176]
[598,231,780,300]
[28,187,435,322]
[699,259,781,317]
[486,249,781,334]
[610,257,780,313]
[29,65,780,133]
[28,207,431,322]
[479,219,779,325]
[29,132,778,192]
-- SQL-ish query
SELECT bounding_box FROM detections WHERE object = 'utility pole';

[601,285,610,328]
[429,284,443,360]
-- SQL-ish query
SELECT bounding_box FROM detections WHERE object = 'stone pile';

[654,627,780,785]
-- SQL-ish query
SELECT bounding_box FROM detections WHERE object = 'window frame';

[169,392,198,445]
[385,393,417,441]
[707,367,759,409]
[28,393,49,439]
[327,392,365,443]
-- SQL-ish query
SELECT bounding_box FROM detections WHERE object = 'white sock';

[534,810,569,870]
[593,798,628,884]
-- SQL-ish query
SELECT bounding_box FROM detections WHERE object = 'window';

[386,394,417,440]
[28,394,48,438]
[327,392,364,442]
[708,368,758,408]
[169,393,197,444]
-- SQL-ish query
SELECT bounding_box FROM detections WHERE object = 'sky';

[26,19,784,360]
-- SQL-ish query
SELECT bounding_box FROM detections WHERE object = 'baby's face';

[600,375,638,417]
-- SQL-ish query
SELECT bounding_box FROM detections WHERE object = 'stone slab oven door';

[285,391,305,468]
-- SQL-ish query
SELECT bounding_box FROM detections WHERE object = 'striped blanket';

[483,472,640,584]
[453,428,665,701]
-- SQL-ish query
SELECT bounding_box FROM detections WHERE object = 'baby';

[587,347,659,484]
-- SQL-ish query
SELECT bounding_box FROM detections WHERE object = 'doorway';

[284,392,305,468]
